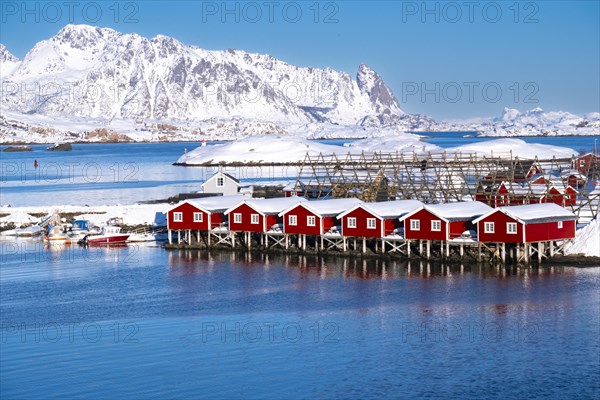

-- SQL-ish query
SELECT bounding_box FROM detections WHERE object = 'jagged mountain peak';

[0,44,19,62]
[2,24,420,128]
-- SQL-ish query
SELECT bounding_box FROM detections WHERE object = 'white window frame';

[251,214,260,224]
[288,215,297,226]
[431,220,441,231]
[507,222,517,234]
[367,218,376,229]
[233,213,242,224]
[557,221,563,229]
[173,212,183,222]
[216,177,225,187]
[307,216,316,226]
[347,217,357,228]
[579,160,585,167]
[193,212,203,222]
[410,219,420,231]
[484,222,495,233]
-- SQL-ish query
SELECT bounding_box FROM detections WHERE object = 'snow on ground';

[0,204,170,228]
[444,138,577,159]
[566,217,600,257]
[344,134,440,154]
[177,135,344,165]
[0,210,39,227]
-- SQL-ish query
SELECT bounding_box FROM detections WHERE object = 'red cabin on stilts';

[473,203,577,243]
[337,200,423,238]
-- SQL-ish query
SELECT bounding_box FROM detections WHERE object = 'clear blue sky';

[1,1,598,120]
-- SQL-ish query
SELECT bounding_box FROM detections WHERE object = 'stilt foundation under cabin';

[165,227,572,266]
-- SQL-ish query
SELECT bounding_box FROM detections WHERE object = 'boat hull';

[86,234,130,245]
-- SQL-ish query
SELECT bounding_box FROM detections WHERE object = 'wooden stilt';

[426,240,430,260]
[362,238,366,253]
[168,229,172,244]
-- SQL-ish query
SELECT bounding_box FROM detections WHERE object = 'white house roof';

[400,201,492,222]
[166,195,248,213]
[225,197,308,216]
[337,200,423,219]
[473,203,577,224]
[201,171,240,187]
[186,195,248,212]
[279,198,363,217]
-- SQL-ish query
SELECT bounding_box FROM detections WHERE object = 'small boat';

[65,220,101,243]
[15,225,44,237]
[79,226,129,245]
[44,225,67,242]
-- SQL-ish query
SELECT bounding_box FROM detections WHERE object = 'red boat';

[79,226,129,245]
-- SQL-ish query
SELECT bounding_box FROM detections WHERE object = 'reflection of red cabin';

[279,198,362,235]
[573,153,599,174]
[225,197,307,233]
[473,203,576,243]
[166,196,248,231]
[337,200,423,238]
[400,202,492,241]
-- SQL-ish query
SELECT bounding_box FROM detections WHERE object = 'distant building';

[202,171,240,196]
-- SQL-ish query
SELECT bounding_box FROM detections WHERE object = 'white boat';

[15,225,44,237]
[65,220,101,243]
[80,226,129,245]
[44,225,67,242]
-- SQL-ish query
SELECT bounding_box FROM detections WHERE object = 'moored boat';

[79,226,129,245]
[65,220,101,243]
[44,225,67,242]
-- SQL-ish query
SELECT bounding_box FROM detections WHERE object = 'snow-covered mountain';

[0,44,21,78]
[454,107,600,136]
[0,24,433,128]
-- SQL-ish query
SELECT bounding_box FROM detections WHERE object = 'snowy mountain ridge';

[1,24,431,128]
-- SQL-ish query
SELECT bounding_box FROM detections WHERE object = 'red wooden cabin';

[573,153,599,174]
[337,200,423,238]
[473,203,576,243]
[225,197,307,233]
[166,195,248,231]
[279,198,363,236]
[400,202,492,241]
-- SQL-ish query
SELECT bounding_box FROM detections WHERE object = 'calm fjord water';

[1,243,598,399]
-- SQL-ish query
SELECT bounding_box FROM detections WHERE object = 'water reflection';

[166,249,578,280]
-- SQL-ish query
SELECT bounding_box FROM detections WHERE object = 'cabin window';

[507,222,517,234]
[484,222,495,233]
[557,221,563,229]
[289,215,297,226]
[193,212,203,222]
[348,217,357,228]
[173,212,183,222]
[431,220,441,231]
[216,177,224,187]
[579,160,585,167]
[251,214,259,224]
[367,218,376,229]
[410,219,420,231]
[307,216,316,226]
[234,213,242,224]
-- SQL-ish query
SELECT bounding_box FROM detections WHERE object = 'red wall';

[404,209,448,241]
[477,211,576,243]
[341,207,383,238]
[477,211,524,243]
[167,203,209,231]
[283,205,322,235]
[228,203,265,233]
[210,212,227,229]
[525,220,576,242]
